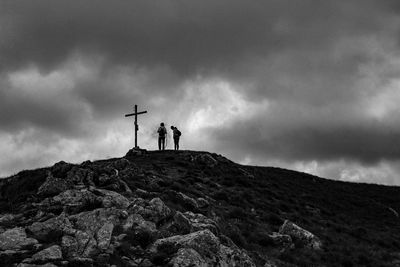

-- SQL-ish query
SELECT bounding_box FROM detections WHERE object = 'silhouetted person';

[171,126,181,150]
[157,122,167,150]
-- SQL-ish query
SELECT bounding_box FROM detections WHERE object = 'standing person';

[171,126,181,150]
[157,122,167,150]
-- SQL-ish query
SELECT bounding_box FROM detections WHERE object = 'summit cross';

[124,105,147,148]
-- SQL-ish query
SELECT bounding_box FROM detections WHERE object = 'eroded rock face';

[0,152,268,266]
[0,227,38,251]
[279,220,322,250]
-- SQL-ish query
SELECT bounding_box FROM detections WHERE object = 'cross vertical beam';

[134,105,138,148]
[125,105,147,149]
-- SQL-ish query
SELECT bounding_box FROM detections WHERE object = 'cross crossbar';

[124,105,147,148]
[125,111,147,117]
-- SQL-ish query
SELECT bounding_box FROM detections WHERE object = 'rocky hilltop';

[0,150,400,267]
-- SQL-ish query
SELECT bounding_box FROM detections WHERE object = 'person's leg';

[162,137,165,150]
[158,137,161,150]
[177,138,179,150]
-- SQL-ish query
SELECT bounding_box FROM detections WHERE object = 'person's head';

[160,122,164,126]
[170,126,175,130]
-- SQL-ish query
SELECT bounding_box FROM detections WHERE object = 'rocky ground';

[0,149,399,267]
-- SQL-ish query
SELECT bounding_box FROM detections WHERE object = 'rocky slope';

[0,149,399,267]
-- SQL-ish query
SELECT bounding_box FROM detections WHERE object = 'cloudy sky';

[1,0,400,185]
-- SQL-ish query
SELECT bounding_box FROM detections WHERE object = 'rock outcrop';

[0,150,330,267]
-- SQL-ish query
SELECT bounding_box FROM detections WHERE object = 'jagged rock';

[0,227,38,250]
[66,167,95,186]
[31,245,62,262]
[184,211,219,235]
[123,214,157,234]
[68,208,123,236]
[129,197,171,224]
[37,171,72,196]
[61,230,98,258]
[27,213,72,242]
[218,244,256,267]
[51,189,98,207]
[169,248,207,267]
[91,188,130,209]
[152,229,255,266]
[97,222,114,251]
[167,211,192,235]
[125,148,147,157]
[279,220,322,250]
[151,229,220,261]
[268,232,293,249]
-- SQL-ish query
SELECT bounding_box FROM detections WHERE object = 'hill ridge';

[0,149,399,266]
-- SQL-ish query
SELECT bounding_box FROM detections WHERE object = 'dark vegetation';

[1,150,400,266]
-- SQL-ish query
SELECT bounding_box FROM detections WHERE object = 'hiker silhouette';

[157,122,167,150]
[171,126,181,150]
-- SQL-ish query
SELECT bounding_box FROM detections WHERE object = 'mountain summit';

[0,150,399,267]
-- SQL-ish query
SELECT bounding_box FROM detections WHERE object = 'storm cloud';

[1,0,400,184]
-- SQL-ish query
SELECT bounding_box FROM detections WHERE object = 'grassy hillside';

[0,150,399,266]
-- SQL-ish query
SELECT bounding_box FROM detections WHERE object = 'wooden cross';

[124,105,147,148]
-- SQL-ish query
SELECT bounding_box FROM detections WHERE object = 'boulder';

[91,188,130,209]
[279,220,322,250]
[129,197,171,224]
[96,222,114,251]
[218,244,256,267]
[0,227,38,251]
[27,213,72,242]
[152,230,255,267]
[61,230,98,258]
[184,212,219,235]
[151,229,220,260]
[31,245,62,262]
[68,208,123,236]
[167,211,192,235]
[37,171,72,197]
[66,167,95,186]
[169,248,207,267]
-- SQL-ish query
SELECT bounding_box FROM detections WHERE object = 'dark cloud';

[1,0,400,184]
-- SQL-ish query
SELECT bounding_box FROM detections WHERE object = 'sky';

[1,0,400,185]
